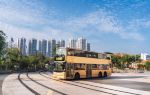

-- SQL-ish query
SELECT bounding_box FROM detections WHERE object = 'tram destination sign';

[54,56,65,61]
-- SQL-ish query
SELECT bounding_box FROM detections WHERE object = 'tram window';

[80,64,85,70]
[92,64,98,69]
[67,63,74,70]
[67,52,71,56]
[67,49,75,56]
[75,50,82,57]
[102,64,109,70]
[98,64,103,70]
[74,64,77,70]
[74,63,85,70]
[109,64,112,68]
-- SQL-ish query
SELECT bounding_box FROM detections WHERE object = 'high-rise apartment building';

[48,40,52,57]
[51,39,56,57]
[68,38,76,49]
[57,40,65,48]
[28,38,37,55]
[18,38,26,55]
[76,37,86,50]
[57,40,61,48]
[38,40,42,53]
[60,40,65,47]
[87,43,90,51]
[28,40,32,55]
[41,39,47,56]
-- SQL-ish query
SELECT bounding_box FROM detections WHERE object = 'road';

[1,72,150,95]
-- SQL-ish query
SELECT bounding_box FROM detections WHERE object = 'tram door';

[86,64,92,78]
[66,63,74,78]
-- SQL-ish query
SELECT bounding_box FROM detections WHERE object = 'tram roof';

[66,56,111,64]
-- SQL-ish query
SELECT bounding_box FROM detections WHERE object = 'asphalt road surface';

[2,72,150,95]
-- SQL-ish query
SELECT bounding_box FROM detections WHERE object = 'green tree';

[28,55,38,71]
[0,30,6,70]
[0,30,6,57]
[111,55,123,69]
[20,56,30,70]
[3,48,20,70]
[36,53,46,69]
[144,62,150,71]
[111,54,140,69]
[52,45,56,57]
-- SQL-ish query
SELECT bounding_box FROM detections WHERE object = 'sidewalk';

[0,74,9,95]
[0,70,12,74]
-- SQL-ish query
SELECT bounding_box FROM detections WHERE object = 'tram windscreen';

[56,48,66,55]
[54,62,66,72]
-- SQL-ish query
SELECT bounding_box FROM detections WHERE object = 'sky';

[0,0,150,54]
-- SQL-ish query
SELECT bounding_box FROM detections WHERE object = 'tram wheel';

[74,73,80,80]
[98,72,102,78]
[104,72,107,77]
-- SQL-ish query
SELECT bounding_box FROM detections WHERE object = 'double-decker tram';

[52,48,112,80]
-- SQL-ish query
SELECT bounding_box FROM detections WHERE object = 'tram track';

[39,72,118,95]
[18,72,143,95]
[74,81,140,95]
[26,73,67,95]
[40,72,141,95]
[18,72,67,95]
[18,73,40,95]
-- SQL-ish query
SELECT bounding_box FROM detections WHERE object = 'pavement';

[0,74,9,95]
[86,73,150,91]
[1,72,150,95]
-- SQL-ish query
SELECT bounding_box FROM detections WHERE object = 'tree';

[28,55,38,71]
[52,45,56,57]
[111,54,141,69]
[0,30,6,57]
[144,62,150,71]
[3,48,20,70]
[111,55,122,69]
[36,53,45,70]
[0,30,6,67]
[20,56,30,70]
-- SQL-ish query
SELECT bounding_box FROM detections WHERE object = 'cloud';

[64,9,144,41]
[0,0,144,44]
[0,0,56,26]
[0,21,72,43]
[0,0,72,41]
[128,19,150,29]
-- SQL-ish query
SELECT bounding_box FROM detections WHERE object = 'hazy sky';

[0,0,150,54]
